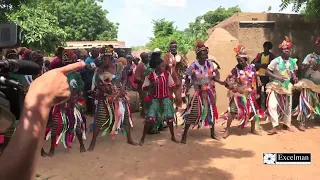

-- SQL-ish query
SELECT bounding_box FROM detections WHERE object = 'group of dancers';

[1,35,320,157]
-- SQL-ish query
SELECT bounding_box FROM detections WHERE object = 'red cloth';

[148,71,174,99]
[0,135,4,144]
[50,57,61,69]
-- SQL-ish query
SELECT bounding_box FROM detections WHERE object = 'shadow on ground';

[38,114,255,180]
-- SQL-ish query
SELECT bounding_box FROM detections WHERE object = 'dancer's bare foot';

[298,124,305,132]
[48,148,55,157]
[211,133,221,141]
[127,140,138,146]
[171,136,179,143]
[250,130,261,136]
[87,144,95,152]
[41,149,48,157]
[268,129,277,135]
[80,145,86,153]
[222,130,230,139]
[139,139,144,146]
[180,136,187,144]
[283,125,294,132]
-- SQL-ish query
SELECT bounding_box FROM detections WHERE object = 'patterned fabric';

[222,64,263,128]
[45,71,86,148]
[267,56,298,89]
[294,88,320,125]
[266,57,297,128]
[91,97,132,137]
[142,71,175,99]
[46,103,86,148]
[302,53,320,85]
[91,63,133,137]
[186,60,216,86]
[146,98,175,122]
[227,64,257,90]
[182,59,218,129]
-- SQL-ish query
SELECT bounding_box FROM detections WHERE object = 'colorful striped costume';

[182,60,218,129]
[294,52,320,124]
[143,71,176,126]
[222,64,264,128]
[266,56,298,128]
[90,63,133,137]
[46,71,87,148]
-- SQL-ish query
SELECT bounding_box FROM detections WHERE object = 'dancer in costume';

[139,51,179,145]
[222,45,264,139]
[265,36,298,135]
[164,40,188,110]
[88,48,137,151]
[134,52,151,118]
[43,50,87,156]
[252,42,275,109]
[180,41,224,144]
[294,37,320,131]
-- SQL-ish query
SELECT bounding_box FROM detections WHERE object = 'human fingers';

[58,62,85,75]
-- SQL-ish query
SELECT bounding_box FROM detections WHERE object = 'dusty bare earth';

[36,26,320,180]
[37,112,320,180]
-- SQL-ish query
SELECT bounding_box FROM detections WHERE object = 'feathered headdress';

[234,45,248,58]
[195,41,208,54]
[62,49,75,63]
[279,36,292,50]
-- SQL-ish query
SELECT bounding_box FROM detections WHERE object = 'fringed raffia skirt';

[90,95,133,137]
[220,90,264,128]
[182,88,218,129]
[45,102,87,148]
[293,79,320,124]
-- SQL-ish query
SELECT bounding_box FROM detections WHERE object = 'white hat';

[153,48,161,52]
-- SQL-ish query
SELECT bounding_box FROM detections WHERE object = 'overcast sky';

[101,0,295,47]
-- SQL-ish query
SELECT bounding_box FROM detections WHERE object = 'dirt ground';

[37,112,320,180]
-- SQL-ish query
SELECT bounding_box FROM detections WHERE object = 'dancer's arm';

[265,60,286,81]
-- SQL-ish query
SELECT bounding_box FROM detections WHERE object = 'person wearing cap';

[42,49,86,157]
[164,40,188,110]
[88,48,138,151]
[265,36,298,135]
[294,37,320,131]
[222,45,263,139]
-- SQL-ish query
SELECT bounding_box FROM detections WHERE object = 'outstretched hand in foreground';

[0,62,85,180]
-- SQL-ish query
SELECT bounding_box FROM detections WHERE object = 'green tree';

[38,0,118,41]
[280,0,320,18]
[146,19,194,55]
[185,6,241,42]
[0,0,33,20]
[6,4,66,53]
[152,18,176,38]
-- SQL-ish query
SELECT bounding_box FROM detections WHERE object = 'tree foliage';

[6,4,66,52]
[280,0,320,19]
[0,0,32,20]
[38,0,118,41]
[146,6,241,55]
[3,0,118,53]
[185,6,241,43]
